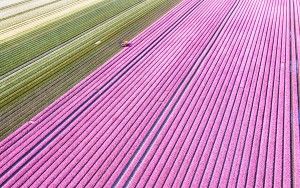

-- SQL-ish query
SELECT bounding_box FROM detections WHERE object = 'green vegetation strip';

[0,0,180,140]
[0,0,143,75]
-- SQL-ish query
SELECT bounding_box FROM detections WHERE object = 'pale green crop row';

[0,0,81,30]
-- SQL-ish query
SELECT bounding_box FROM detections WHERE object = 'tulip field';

[0,0,180,139]
[0,0,300,187]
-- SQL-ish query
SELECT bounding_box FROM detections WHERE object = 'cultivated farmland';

[0,0,300,187]
[0,0,180,139]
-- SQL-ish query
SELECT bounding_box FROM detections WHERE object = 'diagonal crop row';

[0,0,65,22]
[0,0,144,75]
[0,0,83,30]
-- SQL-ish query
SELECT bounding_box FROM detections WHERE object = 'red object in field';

[121,40,131,47]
